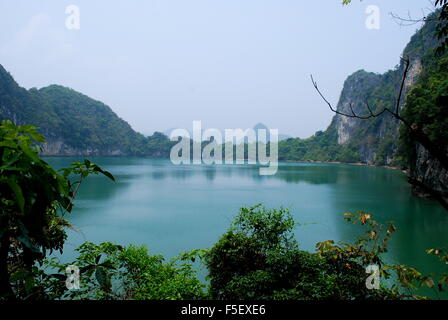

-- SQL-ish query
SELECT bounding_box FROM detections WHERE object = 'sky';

[0,0,437,138]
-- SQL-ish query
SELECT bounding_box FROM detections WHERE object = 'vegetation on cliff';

[398,55,448,166]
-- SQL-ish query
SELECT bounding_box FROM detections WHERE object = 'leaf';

[96,168,115,182]
[0,141,18,149]
[17,222,41,254]
[95,266,112,292]
[99,260,116,270]
[422,277,435,288]
[7,178,25,213]
[80,264,96,276]
[360,213,372,225]
[50,273,67,281]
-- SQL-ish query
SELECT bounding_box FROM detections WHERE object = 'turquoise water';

[45,157,448,297]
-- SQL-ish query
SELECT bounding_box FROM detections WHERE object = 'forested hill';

[0,66,174,157]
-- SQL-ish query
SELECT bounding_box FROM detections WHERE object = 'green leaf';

[99,169,115,182]
[95,266,112,291]
[7,178,25,213]
[17,222,41,254]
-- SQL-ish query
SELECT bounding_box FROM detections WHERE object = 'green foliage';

[205,205,404,300]
[425,248,448,296]
[435,1,448,55]
[0,120,114,300]
[45,242,206,300]
[399,56,448,166]
[230,205,296,250]
[37,85,173,157]
[205,205,333,300]
[146,132,177,158]
[278,127,361,163]
[316,212,399,299]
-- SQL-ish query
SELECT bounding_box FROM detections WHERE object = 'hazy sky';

[0,0,436,138]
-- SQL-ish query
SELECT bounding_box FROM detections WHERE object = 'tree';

[204,205,403,300]
[44,242,206,300]
[0,120,114,300]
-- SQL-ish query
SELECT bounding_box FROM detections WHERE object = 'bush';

[46,242,206,300]
[205,205,407,300]
[0,120,114,300]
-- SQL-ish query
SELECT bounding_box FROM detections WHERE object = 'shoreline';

[41,155,408,174]
[44,155,431,198]
[282,159,408,173]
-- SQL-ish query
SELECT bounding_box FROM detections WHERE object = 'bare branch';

[365,99,375,116]
[389,2,440,27]
[311,75,375,120]
[311,57,411,125]
[311,83,394,120]
[396,58,411,115]
[349,103,356,117]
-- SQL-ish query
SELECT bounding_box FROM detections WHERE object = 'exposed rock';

[40,139,127,156]
[411,144,448,200]
[332,70,383,146]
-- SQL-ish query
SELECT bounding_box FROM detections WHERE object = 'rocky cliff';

[412,144,448,200]
[328,15,448,198]
[330,57,423,165]
[278,13,448,200]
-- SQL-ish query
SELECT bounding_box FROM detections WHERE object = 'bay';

[45,157,448,297]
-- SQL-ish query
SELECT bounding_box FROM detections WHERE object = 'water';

[45,157,448,297]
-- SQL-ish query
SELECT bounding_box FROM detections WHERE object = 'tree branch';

[310,57,410,122]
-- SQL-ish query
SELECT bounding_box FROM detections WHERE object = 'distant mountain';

[163,128,198,141]
[0,65,174,157]
[163,123,290,143]
[232,123,290,143]
[253,123,291,141]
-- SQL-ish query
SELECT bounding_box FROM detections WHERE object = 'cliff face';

[412,144,448,199]
[326,15,448,198]
[330,58,423,166]
[39,139,127,157]
[328,12,442,165]
[333,71,383,146]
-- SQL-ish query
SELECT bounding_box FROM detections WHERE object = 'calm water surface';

[46,158,448,295]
